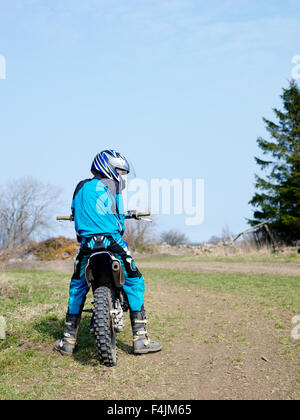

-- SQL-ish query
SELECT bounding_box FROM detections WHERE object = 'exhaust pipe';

[112,260,120,272]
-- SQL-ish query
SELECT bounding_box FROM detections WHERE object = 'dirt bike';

[56,211,151,367]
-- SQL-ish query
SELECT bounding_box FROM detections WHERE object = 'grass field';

[0,259,299,400]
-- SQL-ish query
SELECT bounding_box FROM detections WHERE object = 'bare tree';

[123,218,156,252]
[207,235,221,244]
[221,224,234,242]
[0,176,61,249]
[208,225,233,244]
[160,229,188,246]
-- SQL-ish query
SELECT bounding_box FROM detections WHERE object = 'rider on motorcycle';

[54,150,162,356]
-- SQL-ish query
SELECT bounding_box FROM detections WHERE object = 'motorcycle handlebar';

[56,211,151,221]
[125,210,151,219]
[135,212,151,217]
[56,216,73,221]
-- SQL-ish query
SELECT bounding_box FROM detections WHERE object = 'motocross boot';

[53,313,81,356]
[130,307,162,354]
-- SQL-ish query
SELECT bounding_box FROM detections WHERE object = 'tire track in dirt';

[4,259,300,276]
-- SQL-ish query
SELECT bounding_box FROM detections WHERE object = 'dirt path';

[143,282,299,400]
[141,282,299,400]
[2,260,75,273]
[3,259,300,276]
[137,260,300,276]
[59,278,299,400]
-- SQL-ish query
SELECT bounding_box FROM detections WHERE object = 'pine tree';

[249,80,300,244]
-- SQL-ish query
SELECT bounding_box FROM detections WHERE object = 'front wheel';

[93,286,117,366]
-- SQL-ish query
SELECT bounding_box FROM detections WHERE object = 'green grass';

[142,268,300,313]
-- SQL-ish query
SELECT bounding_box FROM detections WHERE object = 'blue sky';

[0,0,299,242]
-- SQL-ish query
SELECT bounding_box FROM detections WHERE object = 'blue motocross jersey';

[71,174,126,238]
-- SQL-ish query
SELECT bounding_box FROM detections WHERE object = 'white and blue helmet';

[91,150,130,182]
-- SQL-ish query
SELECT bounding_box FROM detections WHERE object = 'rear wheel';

[93,286,117,366]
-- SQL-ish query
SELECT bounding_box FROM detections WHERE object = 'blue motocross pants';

[67,233,145,314]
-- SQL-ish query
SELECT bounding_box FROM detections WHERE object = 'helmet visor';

[117,160,136,192]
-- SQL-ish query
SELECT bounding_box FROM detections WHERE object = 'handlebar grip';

[136,212,151,217]
[56,216,73,221]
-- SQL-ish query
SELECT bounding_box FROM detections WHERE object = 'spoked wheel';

[92,286,117,367]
